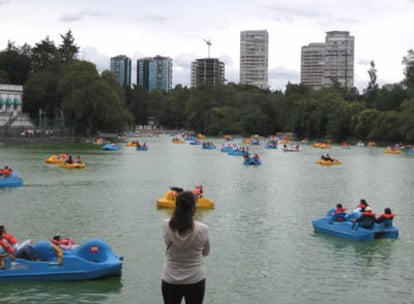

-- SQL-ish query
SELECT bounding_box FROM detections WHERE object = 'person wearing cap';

[354,206,376,229]
[375,208,396,223]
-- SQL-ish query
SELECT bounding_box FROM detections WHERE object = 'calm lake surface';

[1,136,414,304]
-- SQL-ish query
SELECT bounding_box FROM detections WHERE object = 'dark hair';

[169,191,196,235]
[384,208,392,214]
[337,203,343,208]
[360,199,367,205]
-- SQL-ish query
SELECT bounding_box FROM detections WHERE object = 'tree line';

[1,31,414,143]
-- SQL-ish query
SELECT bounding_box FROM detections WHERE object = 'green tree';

[23,70,60,120]
[352,109,379,140]
[57,60,132,136]
[31,36,59,72]
[402,49,414,89]
[0,41,31,84]
[59,30,80,64]
[364,60,379,108]
[399,97,414,142]
[369,111,401,141]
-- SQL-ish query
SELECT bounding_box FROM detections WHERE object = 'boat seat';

[381,219,394,228]
[353,218,375,230]
[32,241,58,261]
[329,212,347,224]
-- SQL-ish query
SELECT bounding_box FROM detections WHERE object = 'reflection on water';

[1,138,414,303]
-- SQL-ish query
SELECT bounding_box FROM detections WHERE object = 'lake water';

[1,136,414,304]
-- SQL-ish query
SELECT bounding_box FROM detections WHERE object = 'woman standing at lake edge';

[161,191,210,304]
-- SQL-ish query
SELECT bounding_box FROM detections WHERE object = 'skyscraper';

[137,56,173,92]
[323,31,354,89]
[301,31,354,90]
[239,30,269,89]
[191,58,225,87]
[301,43,326,90]
[110,55,131,88]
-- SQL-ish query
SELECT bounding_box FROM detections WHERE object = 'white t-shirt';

[162,219,210,284]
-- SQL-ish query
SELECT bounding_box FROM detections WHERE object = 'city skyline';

[1,0,413,91]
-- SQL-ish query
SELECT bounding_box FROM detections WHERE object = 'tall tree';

[364,60,379,108]
[59,30,79,64]
[31,36,59,72]
[402,49,414,89]
[57,60,132,135]
[0,41,31,84]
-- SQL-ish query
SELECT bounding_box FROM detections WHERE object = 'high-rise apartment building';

[191,58,225,87]
[239,30,269,89]
[301,31,354,90]
[110,55,131,88]
[137,56,173,92]
[301,43,326,90]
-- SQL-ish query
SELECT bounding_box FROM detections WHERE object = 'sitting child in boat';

[50,234,77,250]
[329,204,347,221]
[375,208,395,224]
[354,206,376,229]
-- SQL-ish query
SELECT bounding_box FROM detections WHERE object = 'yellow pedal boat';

[316,159,342,165]
[156,190,214,209]
[59,162,86,169]
[45,155,64,164]
[384,148,400,154]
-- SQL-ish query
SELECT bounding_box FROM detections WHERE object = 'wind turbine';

[203,38,212,58]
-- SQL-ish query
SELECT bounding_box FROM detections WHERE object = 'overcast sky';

[1,0,413,91]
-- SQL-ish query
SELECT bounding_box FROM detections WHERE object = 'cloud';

[60,10,103,22]
[268,66,300,91]
[80,47,110,73]
[141,12,168,24]
[174,53,196,70]
[0,0,9,5]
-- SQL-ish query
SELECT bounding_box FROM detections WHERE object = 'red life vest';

[362,211,376,217]
[3,232,17,245]
[50,238,74,246]
[0,238,16,254]
[379,213,395,220]
[334,207,347,214]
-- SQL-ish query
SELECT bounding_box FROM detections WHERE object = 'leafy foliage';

[1,32,414,143]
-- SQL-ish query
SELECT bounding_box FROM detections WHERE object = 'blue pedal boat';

[102,144,120,151]
[0,239,123,281]
[0,172,23,188]
[243,158,261,166]
[312,209,399,241]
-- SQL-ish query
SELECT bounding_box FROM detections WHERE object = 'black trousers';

[162,279,206,304]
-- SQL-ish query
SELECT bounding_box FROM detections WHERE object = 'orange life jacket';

[361,211,376,217]
[378,213,395,220]
[0,238,16,254]
[50,238,74,246]
[334,207,347,214]
[3,232,17,245]
[0,169,12,177]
